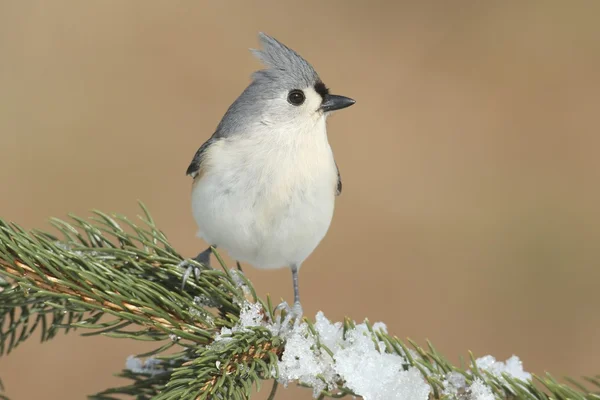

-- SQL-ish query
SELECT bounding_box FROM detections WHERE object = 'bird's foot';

[273,300,304,335]
[179,248,213,289]
[290,301,303,323]
[179,261,202,289]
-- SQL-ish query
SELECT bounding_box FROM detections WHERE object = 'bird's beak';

[320,94,356,112]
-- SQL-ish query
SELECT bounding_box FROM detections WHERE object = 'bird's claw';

[178,259,204,290]
[177,247,212,290]
[273,300,304,334]
[179,248,214,289]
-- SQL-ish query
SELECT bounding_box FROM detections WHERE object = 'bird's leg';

[291,264,301,306]
[271,264,304,332]
[290,264,303,321]
[179,246,215,289]
[278,264,303,329]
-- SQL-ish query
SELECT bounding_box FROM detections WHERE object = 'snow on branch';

[0,204,597,400]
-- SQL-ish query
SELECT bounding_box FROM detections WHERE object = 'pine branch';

[0,204,598,400]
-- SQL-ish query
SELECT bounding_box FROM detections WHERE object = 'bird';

[182,32,355,319]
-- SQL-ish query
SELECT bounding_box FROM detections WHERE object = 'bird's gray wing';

[335,161,342,196]
[186,137,216,178]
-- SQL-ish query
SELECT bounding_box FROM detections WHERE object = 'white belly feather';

[191,122,337,270]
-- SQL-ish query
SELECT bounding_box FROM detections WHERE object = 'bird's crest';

[250,32,320,88]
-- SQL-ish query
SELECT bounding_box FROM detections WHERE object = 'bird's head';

[241,33,355,129]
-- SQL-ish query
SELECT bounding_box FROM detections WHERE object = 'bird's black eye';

[287,89,305,106]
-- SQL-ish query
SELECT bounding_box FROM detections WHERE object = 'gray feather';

[186,33,323,176]
[186,138,215,177]
[335,161,342,196]
[214,34,322,140]
[250,32,320,89]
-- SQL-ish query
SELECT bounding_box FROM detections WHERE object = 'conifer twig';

[0,204,598,399]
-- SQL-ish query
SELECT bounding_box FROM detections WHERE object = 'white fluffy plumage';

[184,33,354,308]
[192,88,337,270]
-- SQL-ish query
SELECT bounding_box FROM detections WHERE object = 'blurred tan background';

[1,1,599,398]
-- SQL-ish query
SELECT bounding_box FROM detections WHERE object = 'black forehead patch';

[314,81,330,99]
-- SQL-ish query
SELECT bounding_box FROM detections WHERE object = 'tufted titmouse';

[182,33,355,317]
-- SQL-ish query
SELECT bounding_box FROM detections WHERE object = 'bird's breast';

[202,126,338,203]
[191,125,338,268]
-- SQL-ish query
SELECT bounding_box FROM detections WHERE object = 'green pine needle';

[0,203,598,399]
